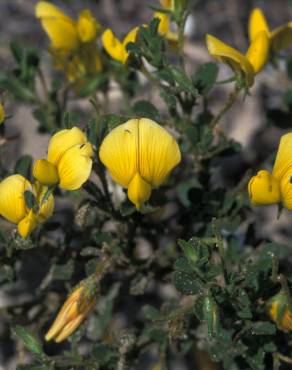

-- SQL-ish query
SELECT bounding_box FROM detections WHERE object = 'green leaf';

[251,322,276,335]
[177,178,202,207]
[10,41,23,65]
[0,73,36,102]
[143,305,161,320]
[172,271,203,295]
[178,239,199,264]
[193,62,219,95]
[160,89,177,109]
[132,100,159,120]
[119,201,136,217]
[52,259,74,281]
[15,155,32,178]
[12,325,45,360]
[171,67,197,96]
[173,257,193,273]
[91,343,117,365]
[24,190,36,210]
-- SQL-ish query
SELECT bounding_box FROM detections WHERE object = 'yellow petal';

[282,309,292,330]
[45,301,78,342]
[101,29,125,63]
[99,119,139,187]
[246,30,270,73]
[0,103,5,124]
[55,299,96,343]
[279,167,292,210]
[122,26,139,49]
[36,1,78,50]
[248,8,270,42]
[0,174,31,223]
[155,12,178,42]
[206,34,254,87]
[138,118,181,187]
[77,9,99,43]
[47,127,88,166]
[54,298,95,342]
[33,159,59,186]
[45,284,96,342]
[54,314,84,343]
[128,172,152,210]
[271,22,292,52]
[57,143,93,190]
[17,210,38,238]
[160,0,173,9]
[272,133,292,180]
[248,170,280,206]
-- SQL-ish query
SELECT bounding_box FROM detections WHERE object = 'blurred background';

[0,1,291,368]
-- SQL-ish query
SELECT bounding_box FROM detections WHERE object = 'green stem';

[177,12,188,71]
[37,67,49,103]
[210,85,242,128]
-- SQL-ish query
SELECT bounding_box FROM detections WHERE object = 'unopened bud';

[267,290,292,331]
[45,276,99,342]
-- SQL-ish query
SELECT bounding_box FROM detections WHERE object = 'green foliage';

[0,1,292,370]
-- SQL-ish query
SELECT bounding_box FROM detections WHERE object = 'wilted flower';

[45,277,98,342]
[0,175,54,238]
[35,1,102,85]
[248,133,292,210]
[249,8,292,53]
[101,27,139,64]
[33,127,93,191]
[99,118,181,210]
[267,290,292,331]
[206,31,269,87]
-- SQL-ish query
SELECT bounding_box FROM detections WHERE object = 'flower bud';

[266,290,292,331]
[45,276,99,342]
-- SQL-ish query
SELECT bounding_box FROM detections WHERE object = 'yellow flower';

[33,127,94,191]
[77,9,100,43]
[45,278,98,343]
[0,175,54,238]
[267,290,292,331]
[248,133,292,210]
[99,118,181,210]
[101,27,139,64]
[36,2,102,86]
[36,1,79,51]
[154,0,178,43]
[206,31,269,87]
[249,8,292,53]
[0,103,5,125]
